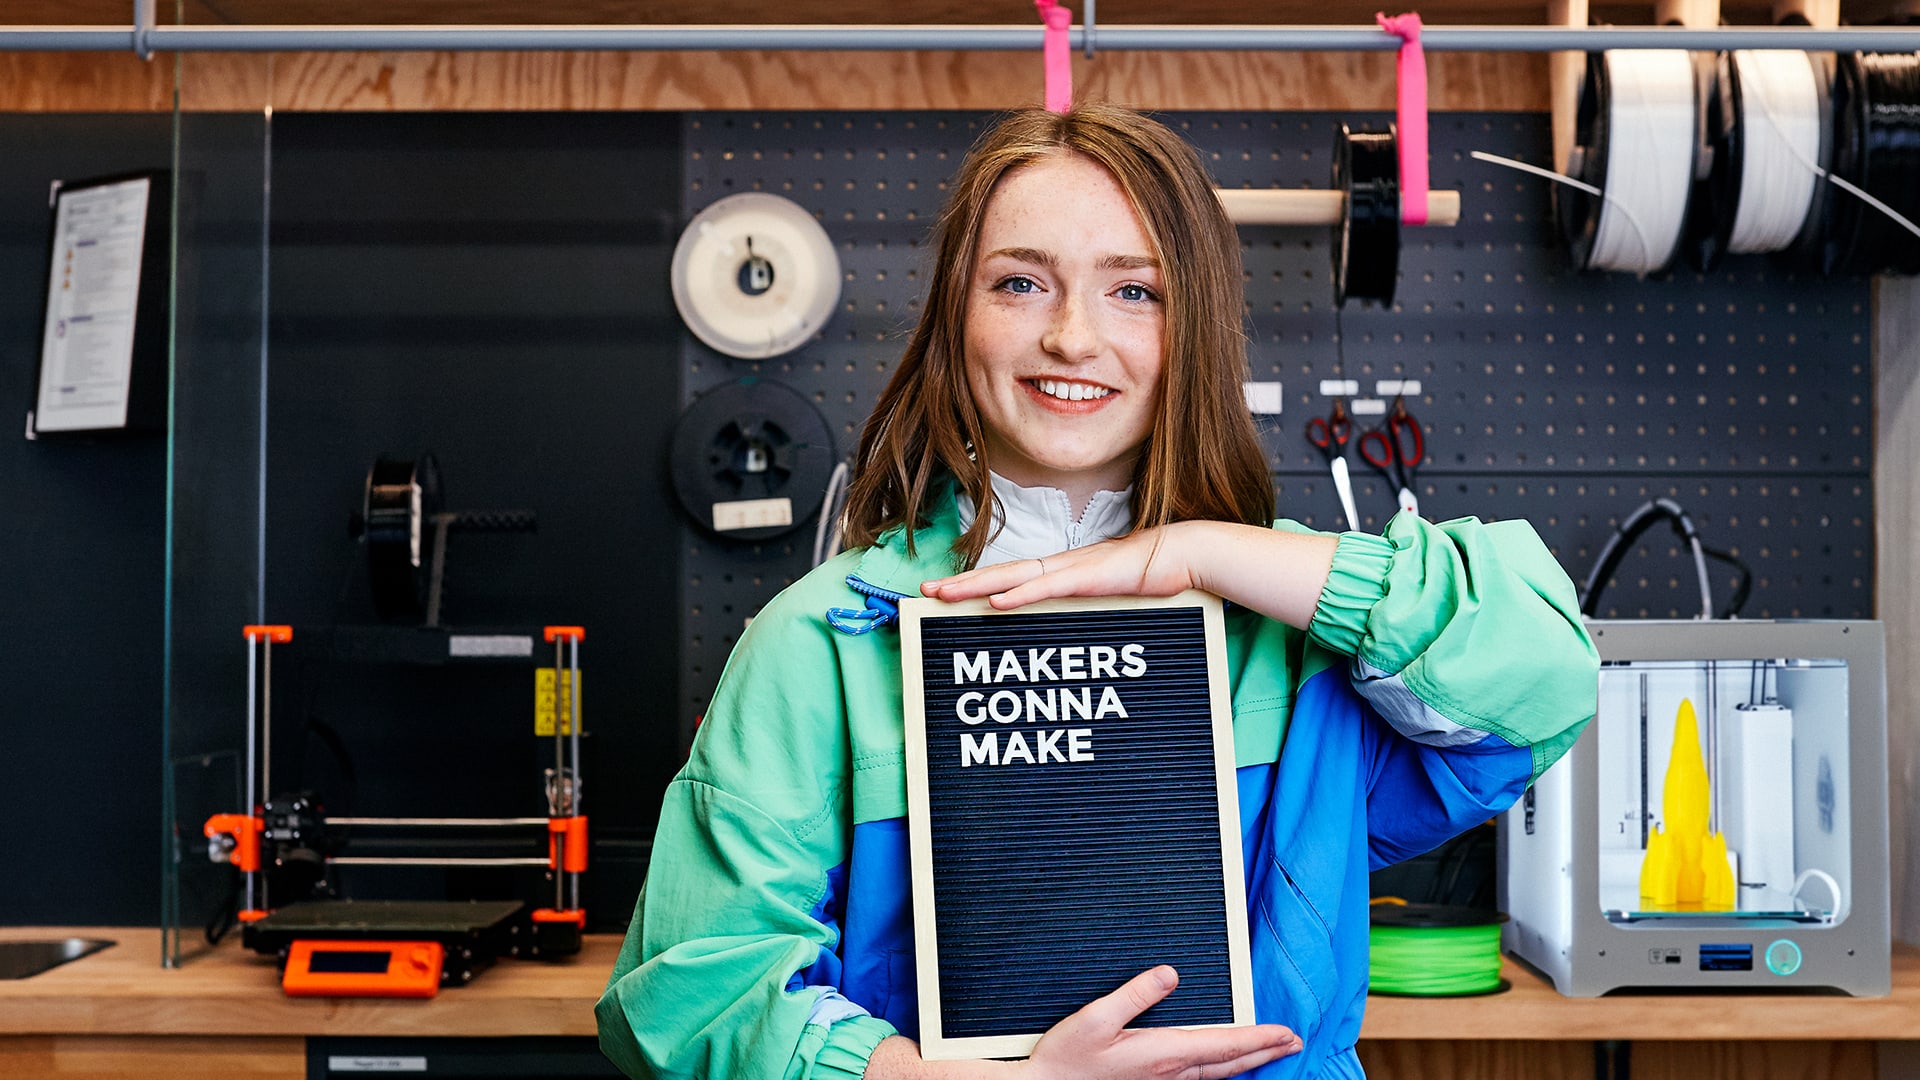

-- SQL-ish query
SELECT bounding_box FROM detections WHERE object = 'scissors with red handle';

[1358,398,1423,517]
[1305,400,1360,529]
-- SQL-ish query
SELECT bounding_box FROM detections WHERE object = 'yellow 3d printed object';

[1639,698,1736,909]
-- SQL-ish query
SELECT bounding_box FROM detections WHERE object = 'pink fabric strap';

[1036,0,1072,113]
[1376,11,1430,225]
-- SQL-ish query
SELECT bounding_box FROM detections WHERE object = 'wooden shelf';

[1364,946,1920,1041]
[2,926,1915,1041]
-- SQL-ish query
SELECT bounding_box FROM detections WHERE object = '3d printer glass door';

[1593,658,1851,927]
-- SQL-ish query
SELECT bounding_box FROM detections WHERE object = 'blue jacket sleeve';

[1305,514,1599,867]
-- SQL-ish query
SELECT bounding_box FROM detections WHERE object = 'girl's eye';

[996,276,1039,294]
[1116,283,1158,302]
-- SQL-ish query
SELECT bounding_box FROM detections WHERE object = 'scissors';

[1305,399,1360,530]
[1359,397,1423,517]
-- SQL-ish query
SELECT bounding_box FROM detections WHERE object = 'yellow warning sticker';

[534,668,581,736]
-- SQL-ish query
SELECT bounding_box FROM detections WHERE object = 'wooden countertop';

[3,927,1916,1041]
[0,927,613,1038]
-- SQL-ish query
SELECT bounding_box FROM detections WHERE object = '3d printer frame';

[202,623,588,984]
[1499,619,1889,997]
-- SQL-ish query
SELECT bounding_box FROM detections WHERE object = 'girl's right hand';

[1021,966,1303,1080]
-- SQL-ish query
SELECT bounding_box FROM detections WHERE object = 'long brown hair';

[841,103,1273,567]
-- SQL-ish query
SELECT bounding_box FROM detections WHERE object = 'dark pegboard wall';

[675,110,1873,730]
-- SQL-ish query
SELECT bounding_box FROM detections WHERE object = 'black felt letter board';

[900,592,1253,1060]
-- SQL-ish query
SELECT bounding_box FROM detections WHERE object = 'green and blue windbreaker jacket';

[598,492,1598,1079]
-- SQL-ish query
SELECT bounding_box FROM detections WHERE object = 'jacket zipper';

[826,574,911,635]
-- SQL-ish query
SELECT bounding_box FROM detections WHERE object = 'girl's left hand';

[920,523,1197,610]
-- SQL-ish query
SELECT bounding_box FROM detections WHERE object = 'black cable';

[1578,498,1709,618]
[204,865,243,946]
[1700,544,1752,619]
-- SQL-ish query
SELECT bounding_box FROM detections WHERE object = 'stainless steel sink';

[0,938,115,979]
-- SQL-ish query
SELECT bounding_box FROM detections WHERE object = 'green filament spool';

[1367,903,1510,997]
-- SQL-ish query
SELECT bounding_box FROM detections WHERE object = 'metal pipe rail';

[4,23,1920,54]
[324,817,554,827]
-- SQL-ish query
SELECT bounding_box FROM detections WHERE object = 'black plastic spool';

[1368,902,1508,931]
[1826,51,1920,276]
[669,377,835,542]
[1331,124,1401,308]
[361,453,444,621]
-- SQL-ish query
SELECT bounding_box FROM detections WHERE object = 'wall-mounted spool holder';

[670,192,842,361]
[1218,12,1453,310]
[669,377,836,543]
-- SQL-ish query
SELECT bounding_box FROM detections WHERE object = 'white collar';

[955,472,1135,569]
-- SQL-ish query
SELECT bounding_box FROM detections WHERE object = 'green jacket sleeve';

[1304,513,1600,781]
[595,588,896,1080]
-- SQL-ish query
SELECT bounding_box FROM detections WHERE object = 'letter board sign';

[900,590,1254,1060]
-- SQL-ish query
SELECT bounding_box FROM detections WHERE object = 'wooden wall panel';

[2,49,1548,112]
[1359,1039,1593,1079]
[0,52,171,111]
[1631,1040,1882,1080]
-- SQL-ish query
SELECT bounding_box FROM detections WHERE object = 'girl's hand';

[862,967,1303,1079]
[920,524,1197,610]
[1022,966,1303,1080]
[920,521,1339,630]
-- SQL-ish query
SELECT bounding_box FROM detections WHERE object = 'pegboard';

[675,111,1874,731]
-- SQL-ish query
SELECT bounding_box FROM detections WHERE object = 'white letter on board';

[1001,731,1036,765]
[1036,728,1067,763]
[1089,645,1118,680]
[1059,646,1086,680]
[956,692,986,725]
[1025,688,1056,723]
[1068,728,1094,761]
[960,732,999,767]
[954,651,991,685]
[995,650,1026,683]
[989,690,1022,723]
[1027,648,1058,681]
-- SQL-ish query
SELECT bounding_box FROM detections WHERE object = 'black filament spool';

[361,453,444,621]
[1557,52,1615,271]
[1686,51,1740,271]
[1827,51,1920,277]
[1331,124,1400,308]
[669,377,835,542]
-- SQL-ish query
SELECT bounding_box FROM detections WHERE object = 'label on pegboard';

[534,668,581,736]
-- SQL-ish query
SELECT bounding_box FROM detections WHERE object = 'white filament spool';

[1588,50,1699,274]
[1725,50,1823,253]
[671,193,841,359]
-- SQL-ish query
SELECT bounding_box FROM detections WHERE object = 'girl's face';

[962,153,1165,504]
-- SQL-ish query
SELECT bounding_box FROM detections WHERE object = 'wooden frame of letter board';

[900,589,1254,1061]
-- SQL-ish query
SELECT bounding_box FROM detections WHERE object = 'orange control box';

[282,940,444,998]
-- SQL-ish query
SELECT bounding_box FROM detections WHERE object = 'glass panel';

[161,40,271,967]
[1594,658,1852,929]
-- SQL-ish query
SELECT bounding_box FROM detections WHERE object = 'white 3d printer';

[1499,619,1890,996]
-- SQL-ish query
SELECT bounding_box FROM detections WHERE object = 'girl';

[598,103,1598,1079]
